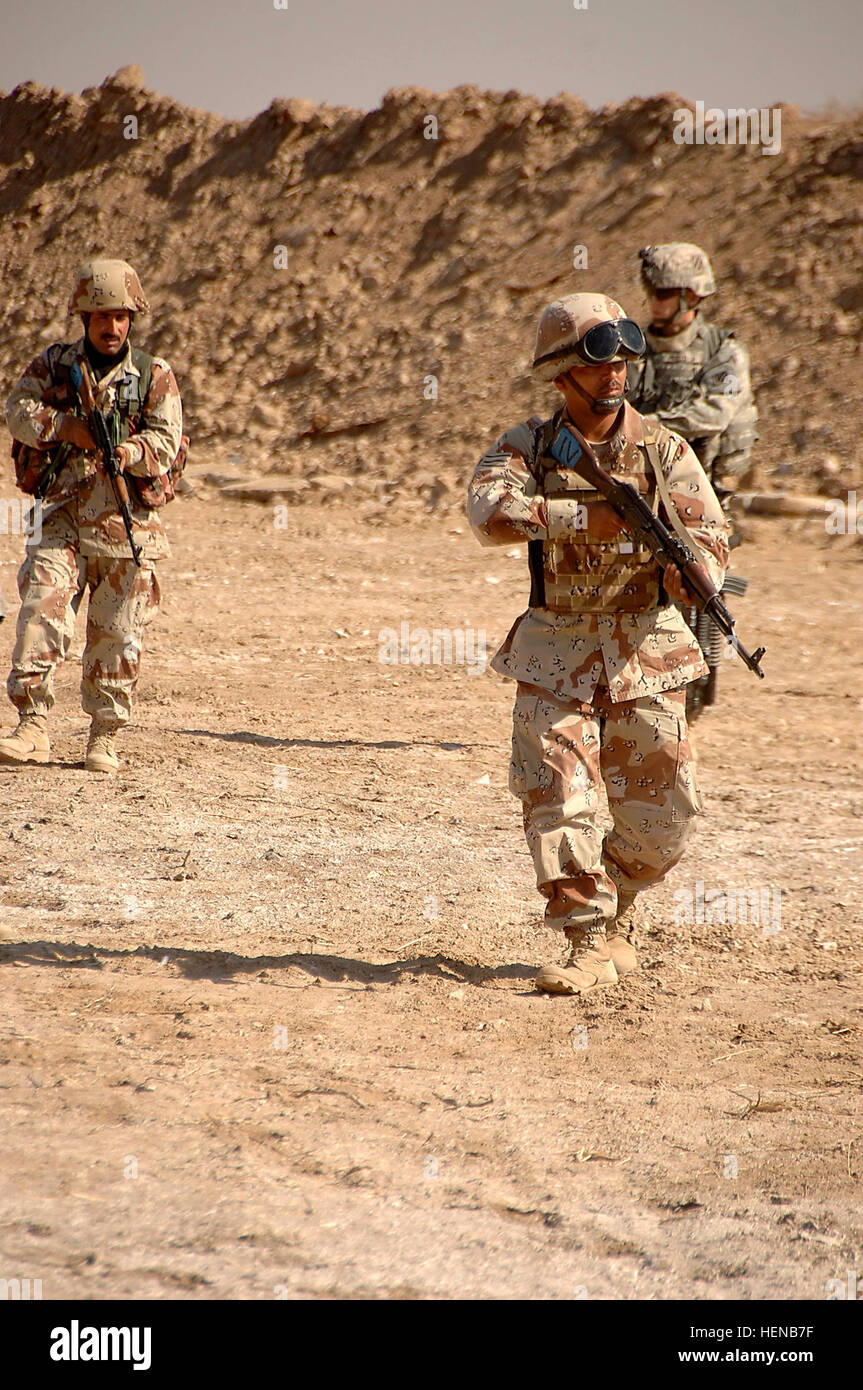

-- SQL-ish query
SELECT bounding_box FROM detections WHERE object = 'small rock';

[308,473,353,495]
[250,402,283,430]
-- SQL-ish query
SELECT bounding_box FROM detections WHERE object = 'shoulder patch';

[497,421,537,460]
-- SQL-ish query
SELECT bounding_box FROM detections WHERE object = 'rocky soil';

[0,490,861,1299]
[0,67,862,513]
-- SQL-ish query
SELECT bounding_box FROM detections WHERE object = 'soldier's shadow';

[0,939,536,987]
[0,758,100,772]
[180,728,497,752]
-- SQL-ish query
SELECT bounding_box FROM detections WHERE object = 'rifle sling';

[641,427,715,572]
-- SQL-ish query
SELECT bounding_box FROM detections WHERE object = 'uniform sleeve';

[5,350,64,445]
[658,430,730,590]
[467,427,550,546]
[123,358,183,477]
[648,336,753,440]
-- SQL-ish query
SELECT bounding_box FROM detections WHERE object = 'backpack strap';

[695,321,732,377]
[45,342,65,384]
[524,414,559,609]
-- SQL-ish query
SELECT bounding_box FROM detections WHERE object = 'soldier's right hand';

[57,415,97,451]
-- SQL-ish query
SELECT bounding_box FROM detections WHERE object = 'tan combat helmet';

[67,259,150,315]
[638,243,716,298]
[532,292,643,381]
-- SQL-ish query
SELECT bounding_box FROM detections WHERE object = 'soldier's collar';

[557,401,643,454]
[645,317,701,352]
[81,337,136,386]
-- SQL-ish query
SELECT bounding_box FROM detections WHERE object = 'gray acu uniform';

[628,317,758,481]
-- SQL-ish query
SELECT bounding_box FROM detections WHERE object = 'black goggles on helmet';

[572,318,646,364]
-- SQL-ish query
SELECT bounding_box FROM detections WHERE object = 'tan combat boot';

[0,713,50,765]
[607,893,639,977]
[535,927,619,995]
[85,724,120,774]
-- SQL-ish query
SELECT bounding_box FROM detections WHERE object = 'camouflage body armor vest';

[13,343,187,507]
[506,417,666,615]
[635,318,757,469]
[46,343,153,437]
[13,344,152,497]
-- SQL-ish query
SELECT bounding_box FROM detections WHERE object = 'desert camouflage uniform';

[5,338,182,727]
[468,400,729,934]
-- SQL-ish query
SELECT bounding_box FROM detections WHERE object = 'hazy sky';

[2,0,861,118]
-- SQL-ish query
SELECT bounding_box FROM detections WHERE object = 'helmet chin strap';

[564,369,625,415]
[669,289,693,328]
[654,289,695,334]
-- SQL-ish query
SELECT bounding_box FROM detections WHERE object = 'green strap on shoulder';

[130,348,152,412]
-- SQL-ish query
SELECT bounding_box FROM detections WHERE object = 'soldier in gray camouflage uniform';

[1,259,183,773]
[468,293,729,996]
[629,243,757,717]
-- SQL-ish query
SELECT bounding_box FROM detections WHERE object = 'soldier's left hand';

[94,443,130,476]
[663,564,693,603]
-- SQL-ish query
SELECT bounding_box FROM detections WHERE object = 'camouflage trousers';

[7,539,160,729]
[509,682,702,933]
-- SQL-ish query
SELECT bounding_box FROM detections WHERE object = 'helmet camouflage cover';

[532,292,631,381]
[638,243,716,297]
[68,259,150,315]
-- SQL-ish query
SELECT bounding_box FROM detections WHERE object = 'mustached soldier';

[629,243,758,717]
[467,293,729,994]
[1,259,183,772]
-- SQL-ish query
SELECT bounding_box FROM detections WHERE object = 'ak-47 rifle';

[70,359,142,567]
[544,423,766,679]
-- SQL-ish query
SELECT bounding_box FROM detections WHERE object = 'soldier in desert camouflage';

[1,259,183,773]
[467,293,729,995]
[629,243,758,717]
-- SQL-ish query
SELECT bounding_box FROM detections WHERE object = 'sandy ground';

[0,483,861,1301]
